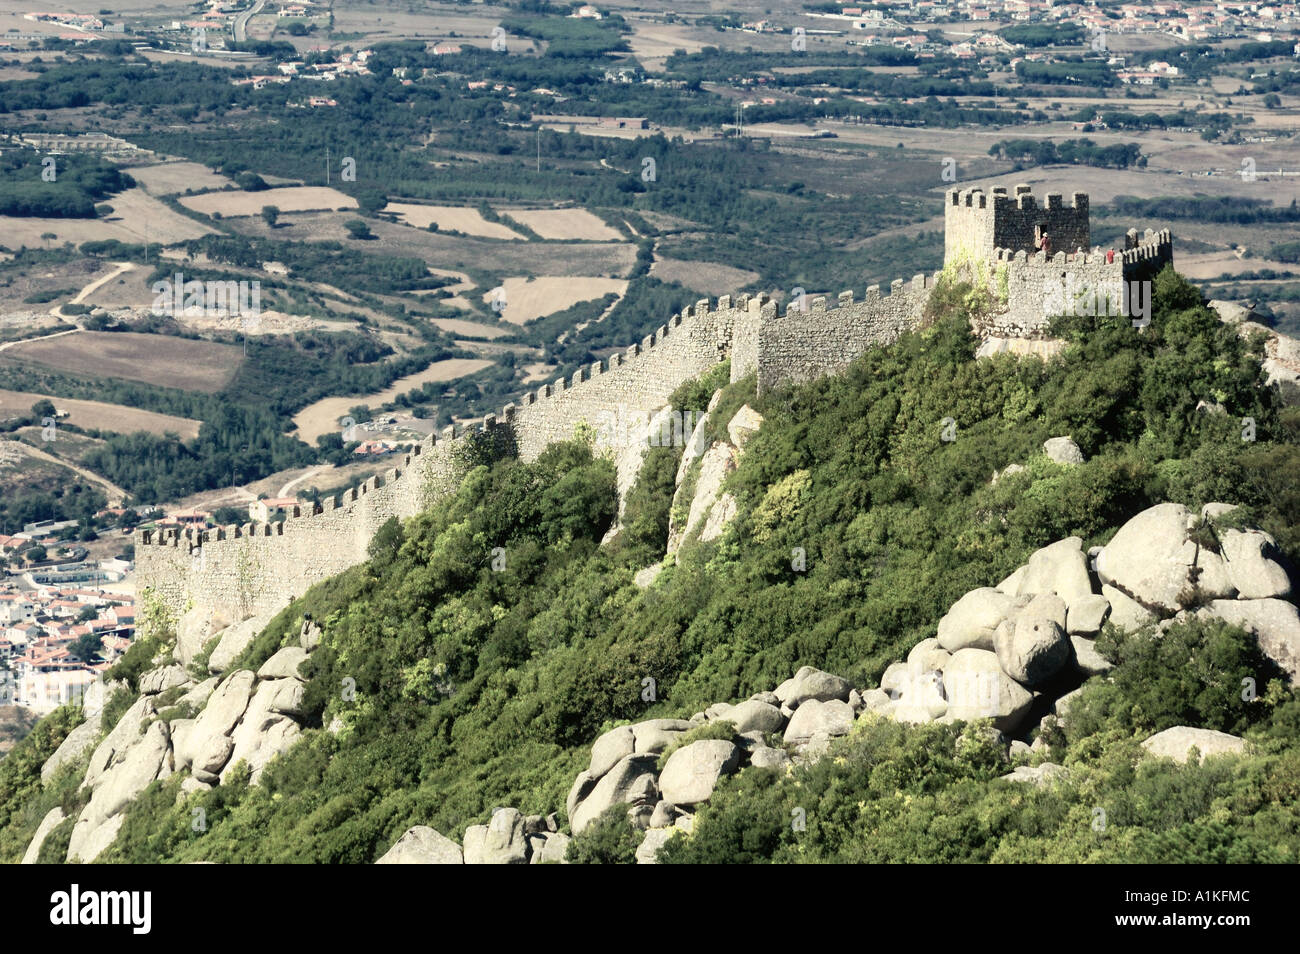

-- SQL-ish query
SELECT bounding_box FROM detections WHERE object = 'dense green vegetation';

[1068,107,1239,138]
[997,23,1087,48]
[0,148,134,218]
[1107,195,1300,226]
[1015,59,1116,88]
[1271,241,1300,265]
[1,267,1295,863]
[989,138,1144,170]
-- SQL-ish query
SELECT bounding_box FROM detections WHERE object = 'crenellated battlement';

[946,183,1091,266]
[136,184,1175,635]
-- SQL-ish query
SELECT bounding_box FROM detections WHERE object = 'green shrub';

[564,805,640,863]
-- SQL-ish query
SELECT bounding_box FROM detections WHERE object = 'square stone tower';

[945,184,1090,265]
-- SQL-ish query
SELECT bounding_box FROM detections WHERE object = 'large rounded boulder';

[942,648,1034,733]
[994,602,1071,688]
[658,740,741,806]
[936,588,1021,652]
[1095,503,1197,614]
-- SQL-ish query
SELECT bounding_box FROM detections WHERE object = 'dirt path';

[43,260,136,322]
[71,261,136,305]
[0,328,78,355]
[12,440,129,506]
[278,465,329,498]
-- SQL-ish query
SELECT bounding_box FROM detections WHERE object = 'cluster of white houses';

[0,586,135,714]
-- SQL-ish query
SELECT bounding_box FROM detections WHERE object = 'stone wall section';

[137,187,1175,637]
[748,274,941,394]
[980,228,1174,338]
[945,185,1090,264]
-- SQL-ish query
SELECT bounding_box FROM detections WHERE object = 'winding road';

[234,0,267,43]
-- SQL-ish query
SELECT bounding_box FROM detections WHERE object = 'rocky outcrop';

[1199,599,1300,685]
[40,678,115,784]
[1141,727,1247,764]
[569,752,660,834]
[871,503,1296,739]
[21,808,66,865]
[208,613,273,675]
[463,808,530,864]
[1212,305,1300,395]
[658,740,741,805]
[37,619,324,864]
[1042,436,1084,466]
[666,402,763,556]
[1001,762,1072,787]
[376,825,463,864]
[1091,503,1279,614]
[139,665,191,696]
[68,720,174,863]
[461,808,570,864]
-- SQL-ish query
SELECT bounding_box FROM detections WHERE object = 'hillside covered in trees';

[1,267,1298,864]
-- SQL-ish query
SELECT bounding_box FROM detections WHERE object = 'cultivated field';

[430,318,512,339]
[180,187,357,217]
[250,212,638,279]
[330,3,504,43]
[623,18,714,69]
[484,276,628,325]
[0,388,201,439]
[81,265,161,310]
[498,208,622,241]
[522,362,557,383]
[0,332,243,393]
[129,161,235,196]
[1177,250,1300,281]
[291,357,496,444]
[0,188,215,249]
[384,203,524,240]
[651,257,761,295]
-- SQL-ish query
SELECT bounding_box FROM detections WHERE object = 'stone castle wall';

[737,274,941,393]
[135,275,939,627]
[136,187,1175,635]
[945,185,1090,265]
[980,228,1174,338]
[136,437,464,624]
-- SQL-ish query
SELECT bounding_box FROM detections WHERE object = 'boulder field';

[24,621,322,864]
[376,501,1294,864]
[26,495,1294,865]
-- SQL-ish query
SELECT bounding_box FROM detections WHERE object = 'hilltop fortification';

[136,185,1173,630]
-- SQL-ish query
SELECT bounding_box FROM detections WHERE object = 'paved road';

[234,0,267,43]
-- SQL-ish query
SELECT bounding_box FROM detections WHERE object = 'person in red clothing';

[1036,230,1053,257]
[1106,248,1115,264]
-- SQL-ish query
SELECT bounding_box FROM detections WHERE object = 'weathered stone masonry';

[136,185,1174,632]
